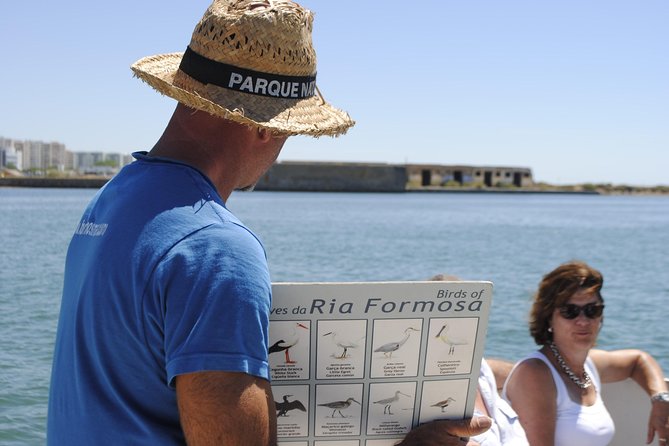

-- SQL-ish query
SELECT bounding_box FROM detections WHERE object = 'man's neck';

[148,106,247,200]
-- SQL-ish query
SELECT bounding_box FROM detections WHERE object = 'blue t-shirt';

[47,153,272,445]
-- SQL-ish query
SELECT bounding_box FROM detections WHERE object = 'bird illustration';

[435,323,468,355]
[269,322,308,364]
[431,397,456,413]
[374,327,420,358]
[322,331,365,359]
[373,390,412,415]
[275,394,307,417]
[318,397,361,418]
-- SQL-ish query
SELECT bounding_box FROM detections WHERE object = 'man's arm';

[176,371,277,446]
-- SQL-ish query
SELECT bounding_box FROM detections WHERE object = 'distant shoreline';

[0,177,110,189]
[406,186,599,195]
[1,177,668,195]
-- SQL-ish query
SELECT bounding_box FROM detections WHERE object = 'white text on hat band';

[179,46,317,99]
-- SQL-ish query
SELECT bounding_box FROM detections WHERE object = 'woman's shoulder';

[512,355,554,381]
[504,351,557,400]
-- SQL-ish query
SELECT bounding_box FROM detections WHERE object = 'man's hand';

[395,416,492,446]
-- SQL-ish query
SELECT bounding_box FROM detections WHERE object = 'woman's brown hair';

[529,260,604,345]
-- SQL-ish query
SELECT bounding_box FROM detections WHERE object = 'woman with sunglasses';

[502,260,669,446]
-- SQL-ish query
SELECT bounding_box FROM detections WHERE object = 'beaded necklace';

[548,341,592,389]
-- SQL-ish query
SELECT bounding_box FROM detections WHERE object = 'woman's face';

[550,288,603,350]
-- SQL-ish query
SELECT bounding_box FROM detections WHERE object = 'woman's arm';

[504,359,557,446]
[590,348,669,444]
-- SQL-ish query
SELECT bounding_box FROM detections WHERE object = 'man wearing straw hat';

[47,1,490,444]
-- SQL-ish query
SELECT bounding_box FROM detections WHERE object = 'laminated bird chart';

[268,281,492,445]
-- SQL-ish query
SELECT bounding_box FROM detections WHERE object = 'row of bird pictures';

[269,317,479,381]
[274,379,469,439]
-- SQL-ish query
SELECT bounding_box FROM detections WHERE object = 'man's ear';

[257,128,272,143]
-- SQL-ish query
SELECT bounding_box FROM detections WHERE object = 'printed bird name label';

[316,420,358,437]
[379,363,407,377]
[368,420,408,436]
[323,363,356,378]
[272,365,307,380]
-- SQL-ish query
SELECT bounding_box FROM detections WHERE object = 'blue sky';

[2,1,667,185]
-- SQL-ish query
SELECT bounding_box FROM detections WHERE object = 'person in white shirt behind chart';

[470,358,529,446]
[429,274,529,446]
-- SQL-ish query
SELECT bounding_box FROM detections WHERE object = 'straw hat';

[131,0,354,137]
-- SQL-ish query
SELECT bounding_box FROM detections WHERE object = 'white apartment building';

[0,138,23,170]
[1,136,134,174]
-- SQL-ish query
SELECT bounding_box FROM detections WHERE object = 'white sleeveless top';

[503,351,615,446]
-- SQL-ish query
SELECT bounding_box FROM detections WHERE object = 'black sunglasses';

[558,303,605,320]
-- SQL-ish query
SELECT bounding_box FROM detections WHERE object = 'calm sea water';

[1,188,668,444]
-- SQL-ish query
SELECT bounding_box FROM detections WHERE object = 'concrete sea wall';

[255,162,407,192]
